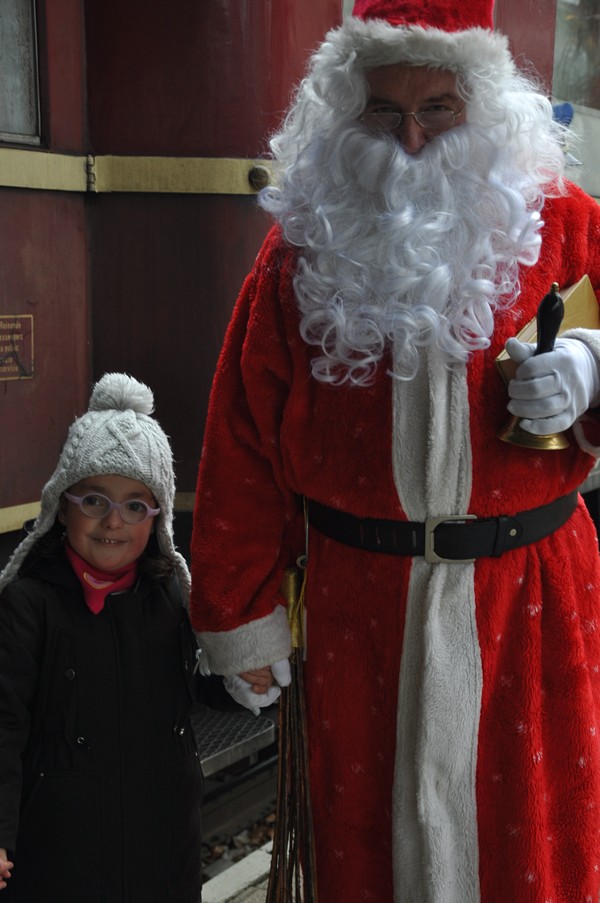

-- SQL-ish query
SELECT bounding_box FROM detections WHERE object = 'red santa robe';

[190,181,600,903]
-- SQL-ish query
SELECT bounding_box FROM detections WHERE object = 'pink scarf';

[65,543,138,614]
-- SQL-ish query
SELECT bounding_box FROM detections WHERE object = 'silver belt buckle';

[424,514,477,564]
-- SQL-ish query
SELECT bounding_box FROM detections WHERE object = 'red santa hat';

[353,0,494,32]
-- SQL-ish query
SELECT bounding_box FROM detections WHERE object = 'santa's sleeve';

[557,186,600,455]
[189,230,299,676]
[563,327,600,454]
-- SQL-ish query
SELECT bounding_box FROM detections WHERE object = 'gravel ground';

[202,810,276,881]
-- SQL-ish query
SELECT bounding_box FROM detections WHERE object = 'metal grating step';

[192,706,276,777]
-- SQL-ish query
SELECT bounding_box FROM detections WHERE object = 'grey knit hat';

[0,373,191,600]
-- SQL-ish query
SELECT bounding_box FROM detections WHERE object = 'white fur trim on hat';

[0,373,191,601]
[320,17,514,81]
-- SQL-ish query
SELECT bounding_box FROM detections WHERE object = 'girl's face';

[59,474,157,572]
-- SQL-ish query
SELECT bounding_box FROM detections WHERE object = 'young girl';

[0,373,203,903]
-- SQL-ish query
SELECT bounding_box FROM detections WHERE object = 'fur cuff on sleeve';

[196,604,292,676]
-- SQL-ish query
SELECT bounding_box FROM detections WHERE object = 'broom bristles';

[266,564,318,903]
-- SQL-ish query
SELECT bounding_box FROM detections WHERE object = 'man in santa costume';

[190,1,600,900]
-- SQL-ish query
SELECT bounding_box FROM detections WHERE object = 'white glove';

[223,675,282,715]
[223,658,292,716]
[271,658,292,687]
[506,337,600,434]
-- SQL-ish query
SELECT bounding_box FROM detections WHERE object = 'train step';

[192,705,276,776]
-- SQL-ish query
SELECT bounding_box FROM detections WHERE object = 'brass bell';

[498,282,570,450]
[498,414,569,449]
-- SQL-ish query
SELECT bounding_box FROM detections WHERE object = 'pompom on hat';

[0,373,191,600]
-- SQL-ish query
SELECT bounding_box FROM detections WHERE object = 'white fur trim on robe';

[391,347,483,903]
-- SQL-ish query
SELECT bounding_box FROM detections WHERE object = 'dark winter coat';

[0,554,204,903]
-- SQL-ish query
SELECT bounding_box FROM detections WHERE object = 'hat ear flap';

[58,496,68,526]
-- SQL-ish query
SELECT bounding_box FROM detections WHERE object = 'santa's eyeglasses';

[361,106,465,132]
[63,491,160,524]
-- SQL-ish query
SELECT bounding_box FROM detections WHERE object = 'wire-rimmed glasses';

[361,106,465,133]
[63,491,160,524]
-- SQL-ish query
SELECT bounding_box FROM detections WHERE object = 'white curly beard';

[261,120,544,384]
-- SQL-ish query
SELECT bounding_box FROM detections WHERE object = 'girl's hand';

[238,665,274,694]
[0,850,13,890]
[239,659,291,693]
[226,660,292,715]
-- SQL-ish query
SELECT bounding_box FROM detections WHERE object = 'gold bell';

[498,282,569,450]
[498,414,569,449]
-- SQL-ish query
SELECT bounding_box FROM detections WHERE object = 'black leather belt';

[307,491,578,563]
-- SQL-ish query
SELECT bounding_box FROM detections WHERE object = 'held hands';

[0,849,13,890]
[505,337,600,434]
[224,659,292,716]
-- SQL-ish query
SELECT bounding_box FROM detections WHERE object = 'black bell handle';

[535,282,564,356]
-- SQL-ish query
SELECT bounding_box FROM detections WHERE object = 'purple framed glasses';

[63,491,160,525]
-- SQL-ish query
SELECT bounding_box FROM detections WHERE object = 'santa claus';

[190,1,600,901]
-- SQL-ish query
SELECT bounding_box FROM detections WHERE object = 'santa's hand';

[506,337,600,434]
[224,660,291,715]
[224,675,281,715]
[271,658,292,687]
